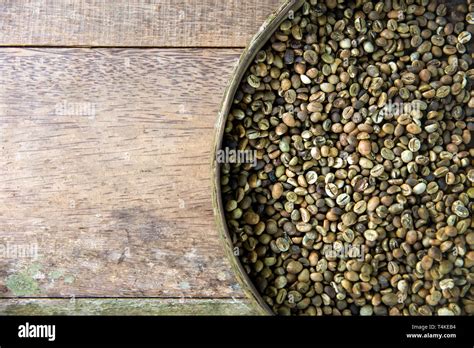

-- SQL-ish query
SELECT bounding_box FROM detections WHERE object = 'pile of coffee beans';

[220,0,473,315]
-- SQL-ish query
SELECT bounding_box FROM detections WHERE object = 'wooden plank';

[0,298,259,315]
[0,0,284,47]
[0,47,246,298]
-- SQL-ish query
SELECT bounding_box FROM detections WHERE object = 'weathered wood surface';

[0,0,284,47]
[0,48,246,300]
[0,298,258,315]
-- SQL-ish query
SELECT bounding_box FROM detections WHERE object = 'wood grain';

[0,47,244,298]
[0,298,259,315]
[0,0,284,47]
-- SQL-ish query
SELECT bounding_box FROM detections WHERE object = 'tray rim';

[211,0,306,315]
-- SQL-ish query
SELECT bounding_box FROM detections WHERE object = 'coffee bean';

[381,293,399,307]
[287,261,303,275]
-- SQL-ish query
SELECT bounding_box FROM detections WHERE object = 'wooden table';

[0,0,285,315]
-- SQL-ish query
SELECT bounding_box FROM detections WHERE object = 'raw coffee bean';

[287,261,303,274]
[276,237,290,252]
[275,276,287,289]
[364,229,379,242]
[358,140,372,156]
[370,164,385,177]
[381,293,399,307]
[272,183,284,199]
[406,123,422,134]
[413,182,427,195]
[360,305,374,316]
[243,211,260,225]
[367,197,380,212]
